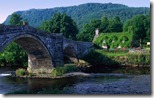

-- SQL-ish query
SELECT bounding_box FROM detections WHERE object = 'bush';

[16,68,27,76]
[127,53,150,66]
[51,65,79,76]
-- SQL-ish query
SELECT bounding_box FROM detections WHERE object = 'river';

[0,67,151,94]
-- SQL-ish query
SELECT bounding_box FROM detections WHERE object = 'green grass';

[51,65,80,77]
[95,49,128,57]
[16,68,27,76]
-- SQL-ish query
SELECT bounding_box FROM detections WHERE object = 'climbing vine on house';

[93,32,133,49]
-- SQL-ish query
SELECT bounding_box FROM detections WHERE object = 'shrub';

[51,67,65,76]
[127,53,150,66]
[16,68,27,76]
[51,65,79,76]
[64,65,79,72]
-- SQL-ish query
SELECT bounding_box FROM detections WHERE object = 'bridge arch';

[1,34,54,74]
[63,44,79,63]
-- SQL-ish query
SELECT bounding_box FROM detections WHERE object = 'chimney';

[93,28,100,42]
[22,21,28,26]
[95,28,99,36]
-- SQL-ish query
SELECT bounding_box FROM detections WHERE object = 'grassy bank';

[79,49,150,73]
[82,49,150,66]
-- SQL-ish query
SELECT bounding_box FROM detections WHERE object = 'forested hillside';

[4,3,150,29]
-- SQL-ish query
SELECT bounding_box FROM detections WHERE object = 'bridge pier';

[27,55,54,74]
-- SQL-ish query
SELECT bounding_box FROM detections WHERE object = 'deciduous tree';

[40,13,78,40]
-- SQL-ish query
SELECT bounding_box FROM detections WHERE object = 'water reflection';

[27,77,79,91]
[0,70,131,94]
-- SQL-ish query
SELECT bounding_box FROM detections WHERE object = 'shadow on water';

[1,75,80,94]
[0,70,129,94]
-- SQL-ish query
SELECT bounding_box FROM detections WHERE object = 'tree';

[100,16,109,33]
[90,19,101,29]
[77,24,95,41]
[9,13,23,25]
[77,19,101,42]
[77,17,122,42]
[40,13,78,40]
[108,16,123,32]
[0,13,28,67]
[1,42,27,66]
[123,14,149,46]
[144,15,150,42]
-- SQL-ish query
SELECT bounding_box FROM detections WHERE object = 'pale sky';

[0,0,150,23]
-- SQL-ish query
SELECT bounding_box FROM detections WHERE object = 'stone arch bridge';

[0,25,93,73]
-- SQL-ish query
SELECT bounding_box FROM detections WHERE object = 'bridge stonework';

[0,25,93,74]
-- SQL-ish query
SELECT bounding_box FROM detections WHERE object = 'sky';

[0,0,150,23]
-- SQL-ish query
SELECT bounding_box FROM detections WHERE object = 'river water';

[0,67,151,94]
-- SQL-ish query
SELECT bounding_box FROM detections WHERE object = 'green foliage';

[78,16,124,41]
[5,3,150,31]
[16,68,27,76]
[94,32,133,48]
[120,36,129,41]
[9,13,23,25]
[40,13,78,40]
[77,23,95,41]
[123,14,150,43]
[127,53,150,65]
[108,16,123,32]
[101,16,109,32]
[51,65,79,76]
[0,42,28,67]
[83,49,150,67]
[111,36,118,41]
